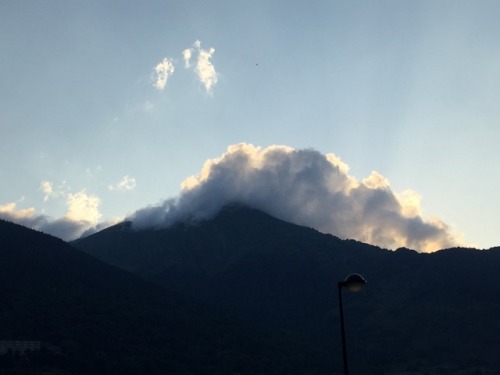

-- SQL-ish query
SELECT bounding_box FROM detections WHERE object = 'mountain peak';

[70,207,500,373]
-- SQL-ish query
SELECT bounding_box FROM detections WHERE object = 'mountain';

[73,205,500,374]
[0,218,333,375]
[72,205,383,325]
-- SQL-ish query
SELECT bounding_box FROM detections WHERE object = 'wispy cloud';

[153,57,175,90]
[108,175,137,191]
[184,40,218,94]
[182,48,192,68]
[154,40,218,94]
[40,181,54,202]
[131,144,462,252]
[40,180,71,202]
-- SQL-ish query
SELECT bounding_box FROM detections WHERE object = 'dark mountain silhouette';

[0,218,332,374]
[73,205,500,374]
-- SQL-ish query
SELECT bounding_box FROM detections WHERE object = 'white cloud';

[153,57,175,90]
[0,189,107,241]
[0,203,38,221]
[41,181,54,202]
[66,190,101,224]
[108,175,137,191]
[0,202,79,240]
[153,41,218,94]
[40,180,71,201]
[184,40,218,94]
[131,143,462,252]
[182,48,192,68]
[397,189,423,218]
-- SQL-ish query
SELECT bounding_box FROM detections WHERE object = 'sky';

[1,1,499,251]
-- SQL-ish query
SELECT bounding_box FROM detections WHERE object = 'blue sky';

[1,1,499,250]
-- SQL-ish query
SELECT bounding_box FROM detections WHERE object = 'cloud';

[153,57,175,90]
[184,40,218,93]
[66,191,101,224]
[40,180,71,203]
[153,40,218,94]
[131,144,462,252]
[40,181,54,202]
[182,48,192,68]
[108,175,137,192]
[0,202,80,240]
[0,203,41,225]
[0,190,108,241]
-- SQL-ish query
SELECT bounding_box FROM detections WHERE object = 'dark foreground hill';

[0,219,332,375]
[73,205,500,374]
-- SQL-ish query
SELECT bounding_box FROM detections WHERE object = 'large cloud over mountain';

[132,144,461,252]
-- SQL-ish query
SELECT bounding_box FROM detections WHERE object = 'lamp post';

[338,273,367,375]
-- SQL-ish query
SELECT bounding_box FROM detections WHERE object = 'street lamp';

[338,273,367,375]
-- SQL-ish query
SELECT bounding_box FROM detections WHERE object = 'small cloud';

[153,57,175,90]
[40,180,70,201]
[40,181,54,202]
[182,48,192,68]
[184,40,218,94]
[109,175,137,192]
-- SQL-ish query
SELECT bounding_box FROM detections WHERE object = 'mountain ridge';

[0,218,333,374]
[72,205,500,373]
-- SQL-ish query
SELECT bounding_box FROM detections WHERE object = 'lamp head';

[342,273,367,292]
